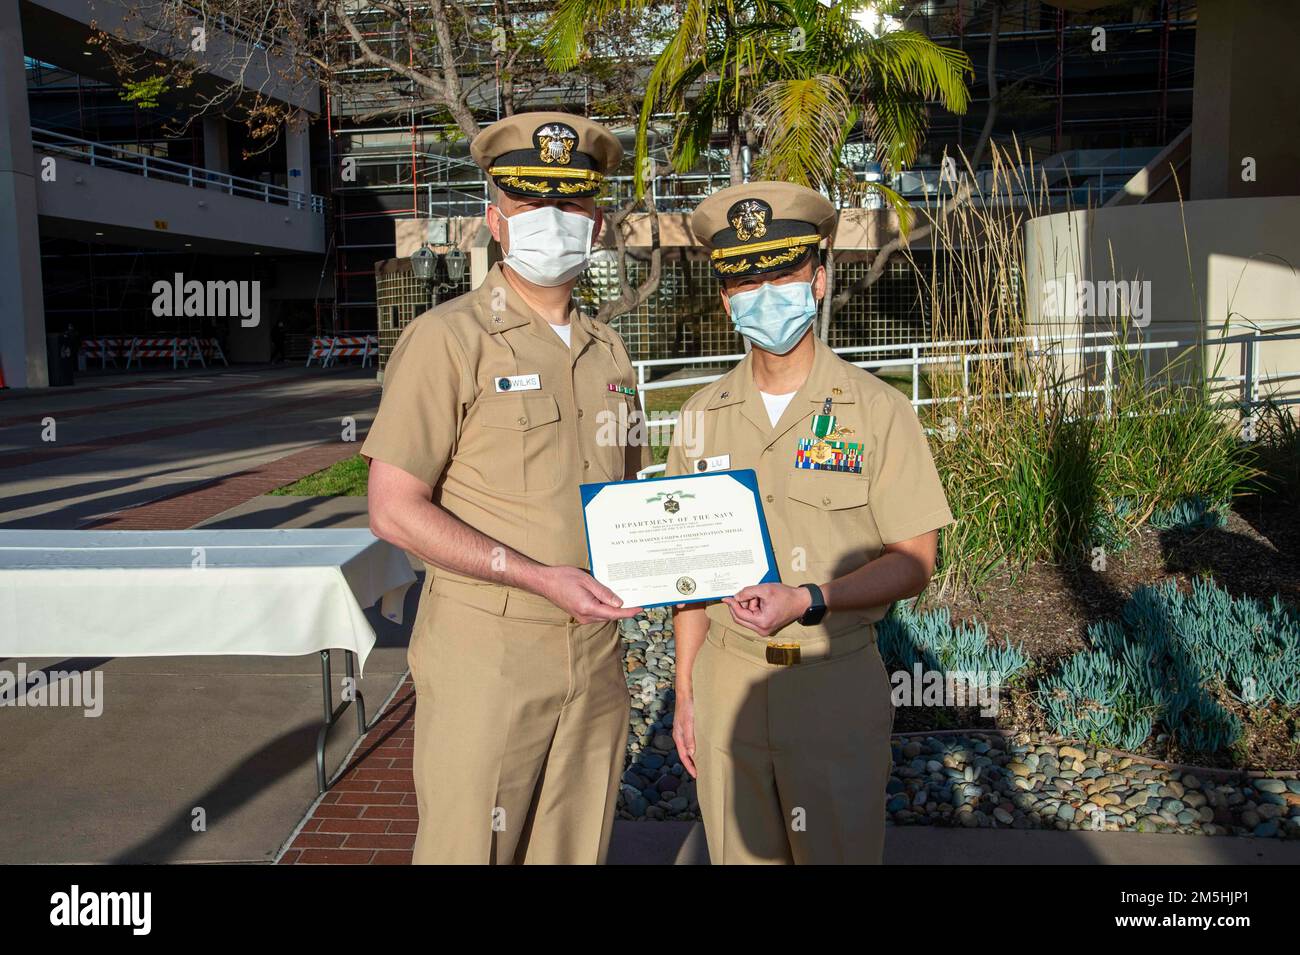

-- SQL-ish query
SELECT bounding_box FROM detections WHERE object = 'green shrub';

[928,353,1257,594]
[1246,399,1300,502]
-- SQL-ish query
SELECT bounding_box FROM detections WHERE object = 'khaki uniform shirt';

[362,262,648,574]
[666,336,953,641]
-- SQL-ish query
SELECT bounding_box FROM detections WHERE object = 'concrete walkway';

[0,365,377,528]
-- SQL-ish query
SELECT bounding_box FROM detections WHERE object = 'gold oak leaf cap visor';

[690,181,838,279]
[471,111,624,200]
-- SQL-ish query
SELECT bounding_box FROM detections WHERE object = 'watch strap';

[798,583,826,626]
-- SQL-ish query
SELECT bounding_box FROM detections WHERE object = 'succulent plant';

[1039,578,1299,753]
[1148,494,1230,531]
[878,601,1031,688]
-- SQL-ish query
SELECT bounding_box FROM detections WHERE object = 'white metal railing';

[600,163,1143,212]
[32,127,326,215]
[631,328,1300,475]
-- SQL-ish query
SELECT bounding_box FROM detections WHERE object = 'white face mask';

[498,205,595,287]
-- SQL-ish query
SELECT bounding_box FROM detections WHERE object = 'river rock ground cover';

[616,498,1300,837]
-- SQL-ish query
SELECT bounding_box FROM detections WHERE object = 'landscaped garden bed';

[615,493,1300,835]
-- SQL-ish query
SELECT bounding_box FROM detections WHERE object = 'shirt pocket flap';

[478,393,561,431]
[786,470,870,510]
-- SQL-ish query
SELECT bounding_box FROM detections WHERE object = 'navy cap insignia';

[729,199,770,241]
[535,122,577,166]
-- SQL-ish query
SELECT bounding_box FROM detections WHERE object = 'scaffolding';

[322,2,502,332]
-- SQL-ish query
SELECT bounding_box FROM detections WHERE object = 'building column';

[0,0,47,388]
[202,114,230,174]
[285,110,312,210]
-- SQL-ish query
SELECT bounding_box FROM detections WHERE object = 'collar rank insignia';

[535,122,578,166]
[729,199,770,241]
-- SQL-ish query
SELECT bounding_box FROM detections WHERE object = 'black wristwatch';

[797,583,827,626]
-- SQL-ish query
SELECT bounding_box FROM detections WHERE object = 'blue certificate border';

[579,469,781,609]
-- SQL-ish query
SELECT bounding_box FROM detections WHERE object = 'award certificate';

[580,470,779,609]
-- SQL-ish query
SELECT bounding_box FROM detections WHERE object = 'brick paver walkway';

[277,679,419,864]
[85,441,361,529]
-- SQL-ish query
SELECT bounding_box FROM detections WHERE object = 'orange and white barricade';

[306,334,378,368]
[305,337,336,367]
[79,338,124,369]
[326,335,376,368]
[125,337,206,370]
[198,337,229,366]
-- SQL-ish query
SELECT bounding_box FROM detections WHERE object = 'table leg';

[314,649,370,794]
[345,649,368,734]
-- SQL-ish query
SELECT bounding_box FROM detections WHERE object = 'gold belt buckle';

[765,642,802,666]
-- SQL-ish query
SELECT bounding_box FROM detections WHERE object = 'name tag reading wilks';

[495,374,541,392]
[580,470,780,609]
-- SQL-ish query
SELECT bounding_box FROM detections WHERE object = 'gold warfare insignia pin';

[729,198,770,242]
[535,122,578,166]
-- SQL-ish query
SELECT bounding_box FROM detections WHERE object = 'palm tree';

[545,0,971,213]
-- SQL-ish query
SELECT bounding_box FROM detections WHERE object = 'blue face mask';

[727,280,818,355]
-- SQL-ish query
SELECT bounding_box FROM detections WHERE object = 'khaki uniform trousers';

[691,620,895,864]
[408,570,630,864]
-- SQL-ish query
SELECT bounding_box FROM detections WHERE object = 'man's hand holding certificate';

[580,470,780,609]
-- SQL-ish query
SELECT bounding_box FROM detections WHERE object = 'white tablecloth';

[0,529,417,675]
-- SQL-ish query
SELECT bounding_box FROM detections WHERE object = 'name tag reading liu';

[580,470,779,609]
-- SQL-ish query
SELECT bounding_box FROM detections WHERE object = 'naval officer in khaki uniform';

[667,182,954,864]
[363,112,648,864]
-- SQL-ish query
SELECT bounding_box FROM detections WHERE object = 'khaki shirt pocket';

[475,392,563,493]
[784,469,874,579]
[786,470,870,511]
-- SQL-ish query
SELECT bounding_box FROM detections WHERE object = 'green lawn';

[270,453,369,496]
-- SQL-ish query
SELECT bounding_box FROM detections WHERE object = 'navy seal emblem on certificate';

[580,470,780,609]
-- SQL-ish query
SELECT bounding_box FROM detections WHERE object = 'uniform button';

[584,461,590,470]
[822,496,832,506]
[517,416,528,426]
[577,409,584,418]
[765,494,774,503]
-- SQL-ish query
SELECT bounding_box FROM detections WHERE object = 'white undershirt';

[549,322,572,346]
[759,390,797,427]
